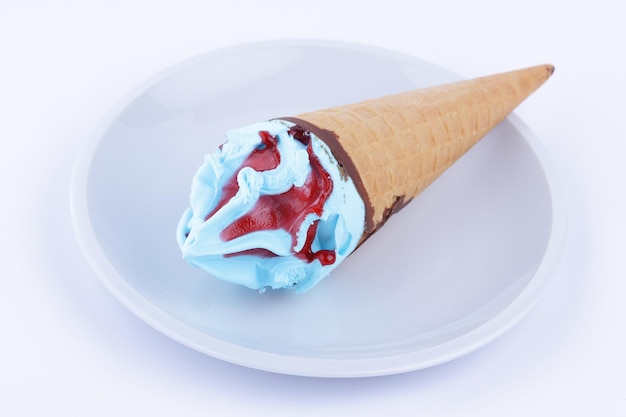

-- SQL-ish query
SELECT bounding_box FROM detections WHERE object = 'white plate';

[71,40,566,377]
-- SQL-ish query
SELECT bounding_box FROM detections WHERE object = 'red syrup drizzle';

[207,128,336,266]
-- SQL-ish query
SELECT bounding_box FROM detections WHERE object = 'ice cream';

[176,120,365,292]
[177,64,554,293]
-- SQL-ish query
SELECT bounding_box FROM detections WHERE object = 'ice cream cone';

[282,64,554,242]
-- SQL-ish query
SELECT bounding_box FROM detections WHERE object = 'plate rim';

[69,39,567,377]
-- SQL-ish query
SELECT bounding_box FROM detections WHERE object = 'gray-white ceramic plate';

[71,40,565,377]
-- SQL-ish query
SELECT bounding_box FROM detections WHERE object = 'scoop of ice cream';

[176,119,365,292]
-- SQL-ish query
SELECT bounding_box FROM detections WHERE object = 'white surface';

[1,0,624,414]
[70,40,565,377]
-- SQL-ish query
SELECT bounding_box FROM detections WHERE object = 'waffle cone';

[283,64,554,242]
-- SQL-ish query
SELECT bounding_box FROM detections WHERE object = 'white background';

[1,0,625,415]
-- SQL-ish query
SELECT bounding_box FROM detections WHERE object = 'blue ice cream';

[177,119,365,292]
